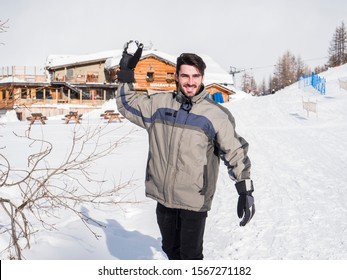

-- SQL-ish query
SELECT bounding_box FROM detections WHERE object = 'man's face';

[176,65,204,97]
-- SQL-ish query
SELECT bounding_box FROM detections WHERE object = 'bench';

[63,111,83,124]
[101,110,123,123]
[27,113,46,125]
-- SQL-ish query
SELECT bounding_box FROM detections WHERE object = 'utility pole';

[229,66,245,87]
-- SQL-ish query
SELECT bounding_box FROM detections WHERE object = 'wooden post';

[56,88,58,103]
[32,88,36,100]
[104,90,106,101]
[43,88,46,103]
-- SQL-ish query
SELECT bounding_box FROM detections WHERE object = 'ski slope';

[1,64,347,260]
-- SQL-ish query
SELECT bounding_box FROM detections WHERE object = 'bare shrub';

[0,123,136,259]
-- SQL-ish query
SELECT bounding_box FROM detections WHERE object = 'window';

[66,69,73,81]
[86,72,99,83]
[105,89,115,100]
[166,72,175,83]
[146,72,154,82]
[67,69,73,76]
[21,91,27,99]
[36,90,44,99]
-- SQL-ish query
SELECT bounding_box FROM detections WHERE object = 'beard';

[180,83,202,97]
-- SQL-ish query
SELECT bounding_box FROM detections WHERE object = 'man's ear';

[175,73,179,83]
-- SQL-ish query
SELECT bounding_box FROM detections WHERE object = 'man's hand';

[117,41,143,83]
[235,180,255,227]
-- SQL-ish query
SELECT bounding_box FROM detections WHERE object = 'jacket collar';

[176,84,207,104]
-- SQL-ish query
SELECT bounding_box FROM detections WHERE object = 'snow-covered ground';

[1,64,347,260]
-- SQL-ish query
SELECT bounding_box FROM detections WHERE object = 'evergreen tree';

[327,21,347,67]
[259,78,267,95]
[241,72,252,93]
[241,72,257,94]
[250,76,257,94]
[296,55,311,78]
[269,74,279,93]
[314,65,328,74]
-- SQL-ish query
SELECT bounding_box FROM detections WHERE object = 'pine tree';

[241,72,251,93]
[314,65,328,74]
[327,21,347,67]
[259,78,267,95]
[296,55,311,78]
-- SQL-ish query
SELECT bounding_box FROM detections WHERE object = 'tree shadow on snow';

[81,207,163,260]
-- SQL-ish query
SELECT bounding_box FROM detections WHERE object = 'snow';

[1,64,347,260]
[0,76,27,83]
[0,110,20,123]
[45,49,124,69]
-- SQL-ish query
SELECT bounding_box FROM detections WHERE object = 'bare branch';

[0,19,9,45]
[0,122,138,259]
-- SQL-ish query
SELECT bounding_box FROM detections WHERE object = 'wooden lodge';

[205,83,235,103]
[133,53,177,92]
[1,49,235,120]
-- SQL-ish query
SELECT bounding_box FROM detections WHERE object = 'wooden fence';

[302,97,317,117]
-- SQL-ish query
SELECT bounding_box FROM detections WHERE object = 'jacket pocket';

[145,152,151,181]
[199,165,208,195]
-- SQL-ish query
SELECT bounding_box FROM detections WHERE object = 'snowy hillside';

[1,64,347,260]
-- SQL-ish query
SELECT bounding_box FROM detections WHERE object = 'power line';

[234,56,329,73]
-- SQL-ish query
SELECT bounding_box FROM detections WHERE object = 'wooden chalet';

[108,50,235,98]
[205,83,236,103]
[133,53,177,92]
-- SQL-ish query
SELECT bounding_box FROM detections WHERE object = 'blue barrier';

[213,92,224,103]
[299,72,326,95]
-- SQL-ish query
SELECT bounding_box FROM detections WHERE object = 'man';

[115,42,255,260]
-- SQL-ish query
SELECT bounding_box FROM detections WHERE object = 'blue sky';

[1,0,346,84]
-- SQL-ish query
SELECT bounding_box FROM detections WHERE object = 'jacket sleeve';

[116,83,153,129]
[216,111,251,183]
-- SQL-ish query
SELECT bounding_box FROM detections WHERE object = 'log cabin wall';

[205,84,235,103]
[134,56,177,92]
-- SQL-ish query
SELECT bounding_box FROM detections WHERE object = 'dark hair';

[176,53,206,76]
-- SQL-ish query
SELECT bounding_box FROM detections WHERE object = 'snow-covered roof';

[0,76,27,83]
[45,49,234,85]
[45,49,124,69]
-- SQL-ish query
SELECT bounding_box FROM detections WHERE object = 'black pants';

[156,203,207,260]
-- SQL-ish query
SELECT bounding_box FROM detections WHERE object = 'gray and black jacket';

[116,83,251,212]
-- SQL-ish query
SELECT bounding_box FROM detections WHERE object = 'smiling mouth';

[184,84,197,90]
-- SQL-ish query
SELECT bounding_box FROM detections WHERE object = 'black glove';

[236,180,255,227]
[117,40,143,83]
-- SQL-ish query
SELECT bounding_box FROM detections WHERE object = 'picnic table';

[100,110,123,123]
[63,111,83,124]
[26,113,47,125]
